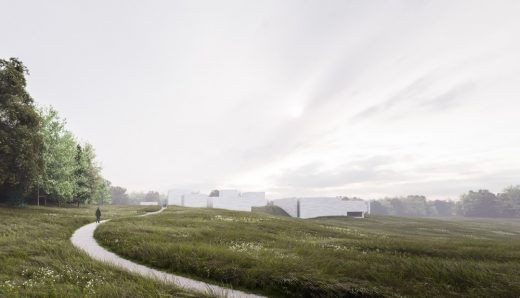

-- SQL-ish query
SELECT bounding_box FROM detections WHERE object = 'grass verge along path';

[0,205,201,297]
[72,207,261,298]
[95,207,520,298]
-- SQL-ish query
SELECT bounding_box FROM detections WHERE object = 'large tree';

[0,58,43,204]
[72,145,90,206]
[38,107,77,206]
[81,143,104,205]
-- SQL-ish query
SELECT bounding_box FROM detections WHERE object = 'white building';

[272,197,370,218]
[167,189,267,212]
[168,189,370,218]
[140,201,159,206]
[242,192,266,200]
[167,189,192,206]
[183,193,211,208]
[219,189,240,198]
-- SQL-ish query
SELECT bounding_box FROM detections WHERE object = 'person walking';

[95,207,101,223]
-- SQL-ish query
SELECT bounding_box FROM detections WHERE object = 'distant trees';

[460,190,501,217]
[209,189,220,197]
[370,186,520,218]
[432,200,455,217]
[111,189,165,205]
[0,58,43,204]
[371,195,456,217]
[499,186,520,217]
[144,191,161,203]
[110,186,130,205]
[461,186,520,218]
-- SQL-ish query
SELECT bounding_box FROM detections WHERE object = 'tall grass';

[0,205,202,297]
[95,207,520,297]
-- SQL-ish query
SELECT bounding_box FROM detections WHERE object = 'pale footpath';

[70,207,264,298]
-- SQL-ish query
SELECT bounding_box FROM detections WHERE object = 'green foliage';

[72,144,105,206]
[38,107,77,205]
[1,58,108,207]
[95,179,112,205]
[0,58,43,204]
[95,207,520,297]
[38,109,107,207]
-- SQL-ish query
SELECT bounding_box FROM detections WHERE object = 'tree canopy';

[1,57,109,206]
[0,58,43,204]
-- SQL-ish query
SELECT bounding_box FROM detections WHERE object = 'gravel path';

[70,207,264,298]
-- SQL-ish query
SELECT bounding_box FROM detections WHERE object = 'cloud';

[351,72,476,123]
[272,156,402,189]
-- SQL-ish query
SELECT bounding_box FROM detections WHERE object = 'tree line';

[1,58,168,207]
[0,58,109,206]
[370,185,520,218]
[109,187,166,205]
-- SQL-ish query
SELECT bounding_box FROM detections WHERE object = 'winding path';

[70,207,264,298]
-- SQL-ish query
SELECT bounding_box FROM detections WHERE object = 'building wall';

[298,198,369,219]
[183,193,210,208]
[167,189,369,219]
[271,198,299,217]
[242,192,266,200]
[272,197,370,219]
[140,202,159,206]
[219,189,240,198]
[168,189,192,206]
[212,197,267,212]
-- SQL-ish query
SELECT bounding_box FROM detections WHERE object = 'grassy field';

[95,207,520,298]
[0,205,203,297]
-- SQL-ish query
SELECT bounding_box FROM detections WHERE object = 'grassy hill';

[95,207,520,297]
[251,205,291,217]
[0,205,201,297]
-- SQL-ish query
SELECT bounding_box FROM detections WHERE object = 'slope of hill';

[0,205,200,297]
[95,206,520,297]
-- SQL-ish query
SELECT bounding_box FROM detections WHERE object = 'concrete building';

[241,192,266,200]
[140,201,159,206]
[183,193,211,208]
[168,189,369,218]
[167,189,192,206]
[167,189,267,212]
[219,189,240,198]
[272,197,370,218]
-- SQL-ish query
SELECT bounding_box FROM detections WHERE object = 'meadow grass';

[0,205,204,297]
[95,206,520,297]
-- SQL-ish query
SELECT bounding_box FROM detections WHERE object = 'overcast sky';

[2,0,520,199]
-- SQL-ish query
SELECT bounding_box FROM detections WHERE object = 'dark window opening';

[347,211,363,217]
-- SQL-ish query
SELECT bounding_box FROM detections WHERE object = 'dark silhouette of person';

[96,207,101,223]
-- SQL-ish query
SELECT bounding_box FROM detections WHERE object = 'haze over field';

[2,0,519,199]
